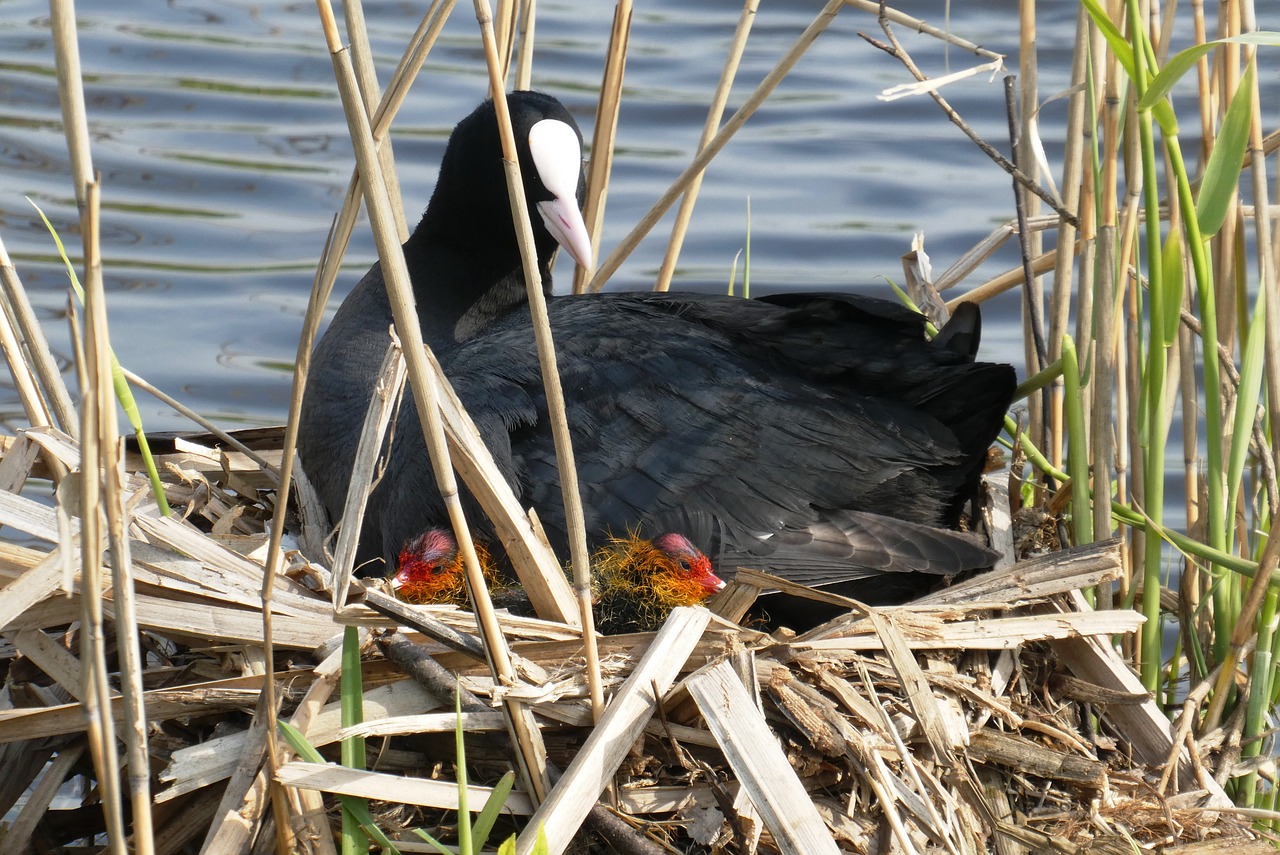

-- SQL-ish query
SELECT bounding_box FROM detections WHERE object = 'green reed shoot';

[31,200,171,517]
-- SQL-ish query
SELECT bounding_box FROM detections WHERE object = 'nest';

[0,427,1261,853]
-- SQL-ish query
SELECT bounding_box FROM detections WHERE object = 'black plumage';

[298,90,1017,612]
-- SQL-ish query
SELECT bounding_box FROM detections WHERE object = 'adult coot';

[298,90,1017,605]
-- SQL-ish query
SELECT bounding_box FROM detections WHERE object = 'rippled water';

[0,0,1085,432]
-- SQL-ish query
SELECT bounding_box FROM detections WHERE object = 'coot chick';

[297,90,1016,604]
[392,528,500,606]
[391,528,724,633]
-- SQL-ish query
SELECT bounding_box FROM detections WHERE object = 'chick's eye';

[431,566,445,577]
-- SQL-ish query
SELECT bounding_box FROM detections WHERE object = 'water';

[0,0,1086,433]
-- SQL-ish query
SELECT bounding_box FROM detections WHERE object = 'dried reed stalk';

[79,179,129,855]
[494,0,518,79]
[198,683,280,854]
[572,0,631,294]
[586,0,844,292]
[473,0,611,742]
[1240,0,1280,465]
[328,343,405,608]
[471,0,608,731]
[48,0,92,210]
[307,0,457,330]
[687,658,841,854]
[50,0,158,844]
[318,0,558,805]
[942,244,1065,311]
[516,607,710,853]
[1016,0,1048,463]
[4,743,86,845]
[513,0,536,90]
[653,0,758,293]
[0,239,59,435]
[843,0,1004,62]
[256,1,457,813]
[285,3,578,622]
[89,175,158,851]
[343,0,409,239]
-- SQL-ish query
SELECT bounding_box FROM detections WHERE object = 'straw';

[317,0,556,803]
[87,183,157,853]
[343,0,409,239]
[572,0,631,294]
[470,0,608,725]
[586,0,845,292]
[653,0,759,293]
[78,178,130,855]
[513,0,537,90]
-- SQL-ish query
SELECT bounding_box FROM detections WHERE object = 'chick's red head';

[650,533,725,603]
[393,528,464,605]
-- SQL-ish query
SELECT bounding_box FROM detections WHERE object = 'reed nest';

[0,428,1261,852]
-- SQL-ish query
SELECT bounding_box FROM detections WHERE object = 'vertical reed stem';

[572,0,632,294]
[471,0,607,726]
[80,178,129,854]
[653,0,759,293]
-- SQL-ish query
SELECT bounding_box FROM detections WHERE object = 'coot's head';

[417,90,591,271]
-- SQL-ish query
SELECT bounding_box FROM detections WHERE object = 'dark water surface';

[0,1,1086,432]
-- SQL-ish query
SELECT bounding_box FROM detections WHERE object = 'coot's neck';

[404,206,558,351]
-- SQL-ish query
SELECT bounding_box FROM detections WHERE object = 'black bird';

[297,90,1017,612]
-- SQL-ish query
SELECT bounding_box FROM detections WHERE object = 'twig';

[365,590,488,660]
[378,631,490,709]
[843,0,1003,63]
[862,4,1078,229]
[118,367,277,476]
[0,238,67,441]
